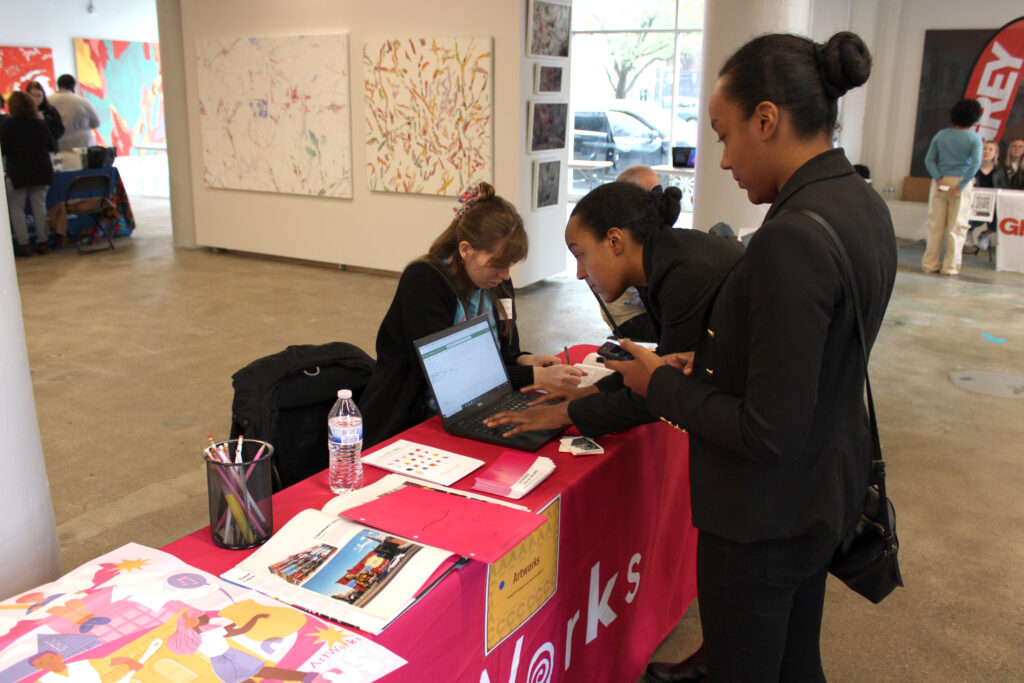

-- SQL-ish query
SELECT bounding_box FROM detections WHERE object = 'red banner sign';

[964,17,1024,142]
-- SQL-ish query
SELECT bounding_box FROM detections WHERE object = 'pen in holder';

[203,438,274,549]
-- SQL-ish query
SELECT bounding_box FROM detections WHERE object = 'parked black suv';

[573,107,670,173]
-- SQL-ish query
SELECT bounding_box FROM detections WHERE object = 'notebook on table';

[413,315,564,452]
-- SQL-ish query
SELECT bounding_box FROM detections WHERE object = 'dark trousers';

[697,530,837,682]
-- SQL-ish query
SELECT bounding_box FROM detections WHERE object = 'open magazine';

[222,475,528,634]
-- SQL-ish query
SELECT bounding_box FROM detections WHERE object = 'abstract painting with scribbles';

[364,37,493,197]
[195,34,353,198]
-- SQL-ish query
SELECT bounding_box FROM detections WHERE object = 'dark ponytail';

[719,31,871,139]
[571,182,681,243]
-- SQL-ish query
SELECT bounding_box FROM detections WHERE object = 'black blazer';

[1,117,57,189]
[647,148,897,544]
[568,226,743,437]
[360,260,532,448]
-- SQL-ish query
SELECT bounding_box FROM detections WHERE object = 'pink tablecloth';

[163,360,697,682]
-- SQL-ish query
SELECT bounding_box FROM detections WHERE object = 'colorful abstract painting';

[0,46,54,97]
[364,37,493,196]
[74,38,164,156]
[196,34,353,198]
[0,543,406,682]
[528,0,572,58]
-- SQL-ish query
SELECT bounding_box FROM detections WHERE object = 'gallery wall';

[0,0,159,78]
[170,0,569,284]
[854,0,1024,196]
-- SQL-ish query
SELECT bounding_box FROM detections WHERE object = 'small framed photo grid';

[527,0,571,58]
[533,64,565,96]
[532,159,561,210]
[528,101,568,153]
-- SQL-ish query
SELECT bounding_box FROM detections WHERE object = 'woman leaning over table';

[359,182,581,449]
[610,32,897,680]
[481,181,742,440]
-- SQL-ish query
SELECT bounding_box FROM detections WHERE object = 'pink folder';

[340,485,547,564]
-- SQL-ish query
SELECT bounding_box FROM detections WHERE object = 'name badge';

[499,298,513,319]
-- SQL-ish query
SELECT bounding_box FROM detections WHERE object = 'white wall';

[0,0,158,84]
[172,0,565,284]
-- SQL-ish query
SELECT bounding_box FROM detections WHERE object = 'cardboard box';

[902,176,931,203]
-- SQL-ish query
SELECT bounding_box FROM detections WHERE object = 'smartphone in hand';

[596,341,635,362]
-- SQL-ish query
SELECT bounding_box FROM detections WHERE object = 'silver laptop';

[413,315,563,452]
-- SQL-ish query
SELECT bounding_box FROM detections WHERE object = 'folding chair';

[64,173,115,253]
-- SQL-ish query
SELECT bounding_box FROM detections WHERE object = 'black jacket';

[647,148,897,544]
[568,226,743,437]
[1,117,57,188]
[360,260,532,448]
[39,104,65,143]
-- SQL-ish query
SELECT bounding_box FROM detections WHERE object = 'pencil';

[564,346,571,365]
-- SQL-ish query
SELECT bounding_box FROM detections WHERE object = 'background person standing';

[24,81,64,144]
[2,91,57,256]
[921,99,983,276]
[48,74,101,152]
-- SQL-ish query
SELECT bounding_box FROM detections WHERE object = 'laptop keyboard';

[454,393,534,436]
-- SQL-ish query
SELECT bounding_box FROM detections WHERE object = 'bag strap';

[787,209,889,506]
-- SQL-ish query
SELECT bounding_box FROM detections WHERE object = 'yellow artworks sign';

[485,496,560,653]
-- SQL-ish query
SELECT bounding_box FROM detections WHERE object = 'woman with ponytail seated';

[483,180,742,438]
[360,182,582,449]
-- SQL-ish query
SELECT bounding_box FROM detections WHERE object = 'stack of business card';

[558,436,604,456]
[471,451,556,500]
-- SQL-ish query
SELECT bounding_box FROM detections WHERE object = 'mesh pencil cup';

[204,439,274,549]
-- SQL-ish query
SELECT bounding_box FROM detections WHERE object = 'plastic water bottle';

[327,389,363,493]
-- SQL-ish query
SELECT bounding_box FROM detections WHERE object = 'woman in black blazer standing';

[616,32,898,681]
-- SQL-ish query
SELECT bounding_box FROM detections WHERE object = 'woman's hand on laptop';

[484,403,572,437]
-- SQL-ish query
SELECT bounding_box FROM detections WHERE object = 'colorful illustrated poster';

[364,37,493,196]
[0,46,55,96]
[0,543,405,682]
[74,38,164,156]
[195,34,353,199]
[485,496,560,652]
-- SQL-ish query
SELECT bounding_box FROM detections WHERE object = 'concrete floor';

[13,198,1024,680]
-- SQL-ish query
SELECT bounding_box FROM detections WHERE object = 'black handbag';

[793,209,903,603]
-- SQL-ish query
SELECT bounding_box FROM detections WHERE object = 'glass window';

[569,0,705,200]
[573,0,677,32]
[608,110,656,138]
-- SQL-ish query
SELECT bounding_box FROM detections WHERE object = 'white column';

[156,0,198,248]
[0,189,61,599]
[692,0,813,233]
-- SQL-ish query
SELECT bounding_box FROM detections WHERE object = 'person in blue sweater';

[921,99,983,276]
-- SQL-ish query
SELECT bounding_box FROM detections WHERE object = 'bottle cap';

[338,389,352,399]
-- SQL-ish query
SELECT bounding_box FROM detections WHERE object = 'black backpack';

[230,342,375,491]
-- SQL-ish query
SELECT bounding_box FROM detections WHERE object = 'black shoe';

[645,646,708,683]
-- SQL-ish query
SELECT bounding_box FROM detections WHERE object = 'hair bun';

[658,186,682,227]
[476,181,496,201]
[818,31,871,99]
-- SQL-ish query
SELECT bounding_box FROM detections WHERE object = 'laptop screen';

[415,316,509,419]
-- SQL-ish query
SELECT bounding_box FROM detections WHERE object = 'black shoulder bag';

[793,209,904,603]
